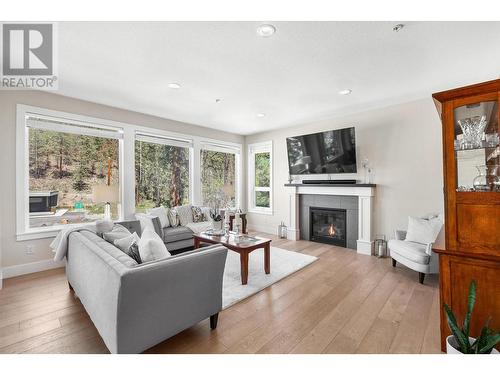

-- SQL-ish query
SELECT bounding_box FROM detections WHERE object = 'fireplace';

[309,207,347,247]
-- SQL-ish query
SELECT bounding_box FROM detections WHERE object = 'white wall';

[0,90,244,273]
[245,98,444,242]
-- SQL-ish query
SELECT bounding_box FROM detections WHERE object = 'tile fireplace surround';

[284,183,376,255]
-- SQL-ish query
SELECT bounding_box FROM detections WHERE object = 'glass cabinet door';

[454,100,499,192]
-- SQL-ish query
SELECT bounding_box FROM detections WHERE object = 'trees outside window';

[28,127,120,228]
[135,139,190,212]
[201,149,236,209]
[248,141,272,213]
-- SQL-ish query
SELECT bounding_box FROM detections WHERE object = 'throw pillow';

[103,224,131,244]
[147,206,170,228]
[114,233,142,264]
[192,206,204,223]
[134,213,163,238]
[168,208,180,227]
[95,219,114,236]
[405,216,443,245]
[138,227,171,262]
[176,204,194,226]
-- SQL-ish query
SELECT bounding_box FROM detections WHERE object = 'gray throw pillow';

[114,233,142,264]
[103,224,131,244]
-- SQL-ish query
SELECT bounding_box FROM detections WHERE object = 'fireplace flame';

[328,224,335,236]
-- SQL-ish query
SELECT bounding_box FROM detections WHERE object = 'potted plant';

[210,208,223,232]
[444,280,500,354]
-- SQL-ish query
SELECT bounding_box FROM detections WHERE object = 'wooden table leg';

[264,243,270,274]
[240,251,249,285]
[194,237,200,249]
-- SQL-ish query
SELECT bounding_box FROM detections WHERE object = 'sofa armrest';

[115,245,228,353]
[395,230,407,240]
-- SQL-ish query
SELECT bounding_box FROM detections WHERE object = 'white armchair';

[388,215,442,284]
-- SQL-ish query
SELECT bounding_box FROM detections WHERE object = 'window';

[17,105,242,240]
[200,143,239,209]
[25,114,122,229]
[248,141,272,213]
[135,133,191,212]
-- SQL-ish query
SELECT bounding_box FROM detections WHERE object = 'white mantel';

[284,183,376,255]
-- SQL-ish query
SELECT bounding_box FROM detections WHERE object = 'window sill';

[17,228,61,241]
[247,209,274,216]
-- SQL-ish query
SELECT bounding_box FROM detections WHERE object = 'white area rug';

[222,246,317,309]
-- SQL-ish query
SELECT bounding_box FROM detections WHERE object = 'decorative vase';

[446,335,499,354]
[212,220,222,231]
[458,115,487,149]
[472,165,500,192]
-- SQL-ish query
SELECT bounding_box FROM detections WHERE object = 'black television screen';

[286,127,357,174]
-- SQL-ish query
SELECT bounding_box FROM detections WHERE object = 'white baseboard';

[2,258,66,279]
[247,223,276,236]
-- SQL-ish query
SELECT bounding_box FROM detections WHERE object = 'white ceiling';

[57,22,500,135]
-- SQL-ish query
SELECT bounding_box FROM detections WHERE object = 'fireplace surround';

[284,183,376,255]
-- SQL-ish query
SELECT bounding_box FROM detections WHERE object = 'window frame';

[247,141,273,214]
[16,104,243,241]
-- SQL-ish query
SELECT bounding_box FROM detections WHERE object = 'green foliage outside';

[201,150,236,209]
[255,152,270,208]
[135,141,190,211]
[28,128,119,227]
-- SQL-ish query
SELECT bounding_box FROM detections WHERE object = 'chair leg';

[392,258,396,267]
[419,272,425,284]
[210,313,219,330]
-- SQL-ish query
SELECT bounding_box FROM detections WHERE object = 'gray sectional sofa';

[66,229,228,354]
[135,205,214,251]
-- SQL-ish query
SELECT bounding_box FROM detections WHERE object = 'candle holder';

[374,235,387,258]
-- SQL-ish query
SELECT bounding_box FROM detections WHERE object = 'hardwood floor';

[0,233,442,354]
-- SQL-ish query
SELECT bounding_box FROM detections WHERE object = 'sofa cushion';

[176,204,194,226]
[147,206,170,228]
[388,239,430,265]
[163,226,194,243]
[80,230,138,267]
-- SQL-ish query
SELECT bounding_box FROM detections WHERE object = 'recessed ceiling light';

[256,24,276,38]
[256,113,266,118]
[338,89,352,96]
[215,98,222,103]
[393,24,405,32]
[168,83,181,89]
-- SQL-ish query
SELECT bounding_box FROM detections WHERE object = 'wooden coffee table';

[193,232,271,285]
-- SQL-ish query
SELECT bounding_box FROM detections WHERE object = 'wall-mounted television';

[286,127,357,174]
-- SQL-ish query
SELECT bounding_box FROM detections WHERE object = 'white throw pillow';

[147,206,170,228]
[135,213,156,232]
[138,228,171,262]
[405,216,443,245]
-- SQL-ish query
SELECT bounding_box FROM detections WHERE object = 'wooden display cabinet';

[432,79,500,352]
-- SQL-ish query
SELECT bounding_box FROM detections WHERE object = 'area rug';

[222,247,317,309]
